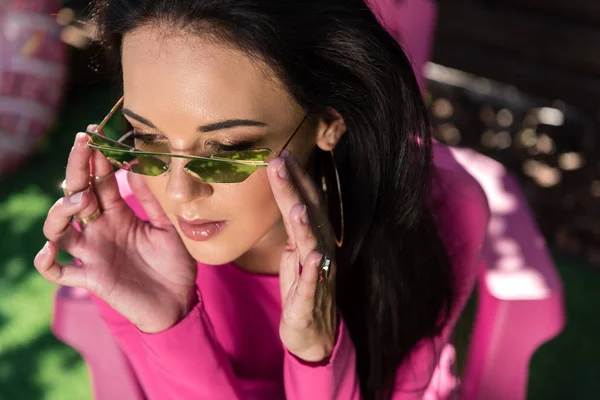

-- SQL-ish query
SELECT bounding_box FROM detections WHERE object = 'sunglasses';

[85,97,308,183]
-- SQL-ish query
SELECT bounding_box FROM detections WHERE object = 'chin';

[180,236,244,266]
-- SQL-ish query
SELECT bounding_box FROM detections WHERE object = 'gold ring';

[92,171,115,182]
[318,255,332,282]
[62,179,91,197]
[74,207,102,228]
[316,219,328,229]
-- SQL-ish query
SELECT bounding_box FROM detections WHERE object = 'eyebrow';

[122,108,267,133]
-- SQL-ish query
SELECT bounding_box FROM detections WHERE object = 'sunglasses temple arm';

[97,96,125,132]
[273,113,309,158]
[118,131,134,144]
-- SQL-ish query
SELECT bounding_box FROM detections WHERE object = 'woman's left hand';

[267,150,338,363]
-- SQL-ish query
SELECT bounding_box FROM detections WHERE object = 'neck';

[234,219,289,275]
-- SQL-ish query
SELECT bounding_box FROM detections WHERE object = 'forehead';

[121,25,296,124]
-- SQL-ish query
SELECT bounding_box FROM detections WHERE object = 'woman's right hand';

[34,127,198,333]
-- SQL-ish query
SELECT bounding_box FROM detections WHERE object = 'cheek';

[228,169,281,226]
[141,170,281,234]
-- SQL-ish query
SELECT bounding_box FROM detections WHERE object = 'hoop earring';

[321,150,344,248]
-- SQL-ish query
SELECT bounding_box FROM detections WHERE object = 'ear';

[314,107,347,151]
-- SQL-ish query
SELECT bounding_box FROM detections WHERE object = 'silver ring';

[318,255,332,282]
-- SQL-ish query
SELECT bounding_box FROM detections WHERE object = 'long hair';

[91,1,454,398]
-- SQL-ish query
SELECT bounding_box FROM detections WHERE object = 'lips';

[176,216,227,242]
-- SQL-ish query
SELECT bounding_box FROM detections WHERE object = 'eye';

[131,132,169,152]
[131,132,166,144]
[206,139,257,153]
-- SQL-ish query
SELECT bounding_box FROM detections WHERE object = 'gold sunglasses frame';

[85,96,308,169]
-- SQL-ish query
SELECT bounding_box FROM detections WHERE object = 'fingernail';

[300,205,309,224]
[280,149,290,159]
[68,191,84,204]
[39,241,50,256]
[76,132,87,147]
[277,159,289,179]
[87,124,98,132]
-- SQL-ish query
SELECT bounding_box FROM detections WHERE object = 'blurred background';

[0,0,598,399]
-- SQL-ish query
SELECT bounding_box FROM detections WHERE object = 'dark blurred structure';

[433,0,600,117]
[427,0,600,267]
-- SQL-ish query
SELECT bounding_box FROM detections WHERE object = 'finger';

[279,247,300,303]
[127,171,172,228]
[285,152,333,246]
[34,241,88,288]
[267,154,302,242]
[65,132,99,219]
[65,132,93,193]
[43,193,89,248]
[88,124,122,210]
[290,250,321,316]
[289,203,320,266]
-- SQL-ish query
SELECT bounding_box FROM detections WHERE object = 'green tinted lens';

[87,132,267,182]
[184,158,261,183]
[88,132,127,150]
[213,149,271,162]
[87,132,168,176]
[89,145,168,177]
[130,154,169,176]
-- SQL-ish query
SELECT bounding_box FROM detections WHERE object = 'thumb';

[34,241,89,289]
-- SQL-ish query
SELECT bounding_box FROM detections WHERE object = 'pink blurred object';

[0,0,67,180]
[449,147,565,400]
[366,0,437,89]
[51,144,565,400]
[52,287,145,400]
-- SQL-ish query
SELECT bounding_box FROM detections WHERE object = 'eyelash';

[131,132,257,153]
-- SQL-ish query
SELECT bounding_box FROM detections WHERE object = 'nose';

[165,158,213,203]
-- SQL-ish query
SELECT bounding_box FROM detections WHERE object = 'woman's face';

[121,25,316,267]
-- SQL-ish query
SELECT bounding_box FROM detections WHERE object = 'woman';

[35,0,478,399]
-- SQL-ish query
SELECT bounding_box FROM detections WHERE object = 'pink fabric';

[88,142,488,400]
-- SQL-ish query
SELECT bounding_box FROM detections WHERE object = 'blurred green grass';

[0,86,598,399]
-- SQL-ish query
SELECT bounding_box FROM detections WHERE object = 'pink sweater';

[91,144,487,400]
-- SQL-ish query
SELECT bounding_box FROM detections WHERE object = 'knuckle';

[43,210,59,237]
[42,222,52,238]
[306,251,321,267]
[283,310,313,329]
[302,230,318,248]
[34,259,55,282]
[296,282,316,300]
